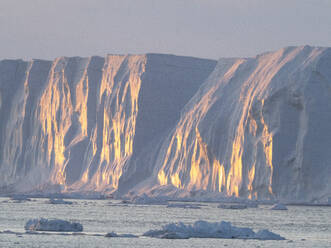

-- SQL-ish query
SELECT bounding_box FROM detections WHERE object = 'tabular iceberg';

[0,46,331,203]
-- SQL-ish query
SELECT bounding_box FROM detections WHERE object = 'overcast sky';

[0,0,330,60]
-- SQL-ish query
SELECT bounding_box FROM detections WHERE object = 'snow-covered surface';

[47,198,73,205]
[24,218,83,232]
[143,220,285,240]
[271,203,288,210]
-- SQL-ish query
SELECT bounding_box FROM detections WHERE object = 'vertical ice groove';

[89,55,147,190]
[74,58,90,137]
[156,59,244,193]
[39,58,72,185]
[211,159,225,192]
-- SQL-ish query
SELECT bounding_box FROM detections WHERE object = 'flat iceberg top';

[143,220,285,240]
[24,218,83,232]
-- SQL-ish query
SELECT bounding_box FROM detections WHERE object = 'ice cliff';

[146,46,331,202]
[0,54,216,194]
[1,46,331,203]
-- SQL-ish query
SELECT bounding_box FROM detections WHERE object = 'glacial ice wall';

[151,46,331,202]
[1,46,330,203]
[0,54,216,192]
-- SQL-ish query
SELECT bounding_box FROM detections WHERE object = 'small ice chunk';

[47,198,73,205]
[24,218,83,232]
[218,203,247,209]
[105,232,138,238]
[143,220,284,240]
[270,203,288,210]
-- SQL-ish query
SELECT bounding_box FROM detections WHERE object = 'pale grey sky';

[0,0,330,60]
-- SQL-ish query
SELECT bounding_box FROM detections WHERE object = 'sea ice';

[166,203,202,209]
[24,218,83,232]
[130,194,168,205]
[47,198,73,205]
[10,195,31,202]
[217,203,247,209]
[143,220,285,240]
[245,201,259,208]
[270,203,288,210]
[255,229,286,240]
[105,232,138,238]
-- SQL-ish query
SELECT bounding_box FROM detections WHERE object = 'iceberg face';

[149,46,331,202]
[143,220,285,240]
[0,46,331,203]
[24,218,83,232]
[0,54,216,194]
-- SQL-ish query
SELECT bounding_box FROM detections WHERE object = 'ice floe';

[270,203,288,210]
[105,232,138,238]
[217,203,247,209]
[24,218,83,232]
[255,229,285,240]
[0,230,21,235]
[10,195,32,203]
[129,194,168,205]
[47,198,73,205]
[143,220,285,240]
[166,203,202,209]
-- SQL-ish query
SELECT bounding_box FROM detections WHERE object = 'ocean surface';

[0,197,330,248]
